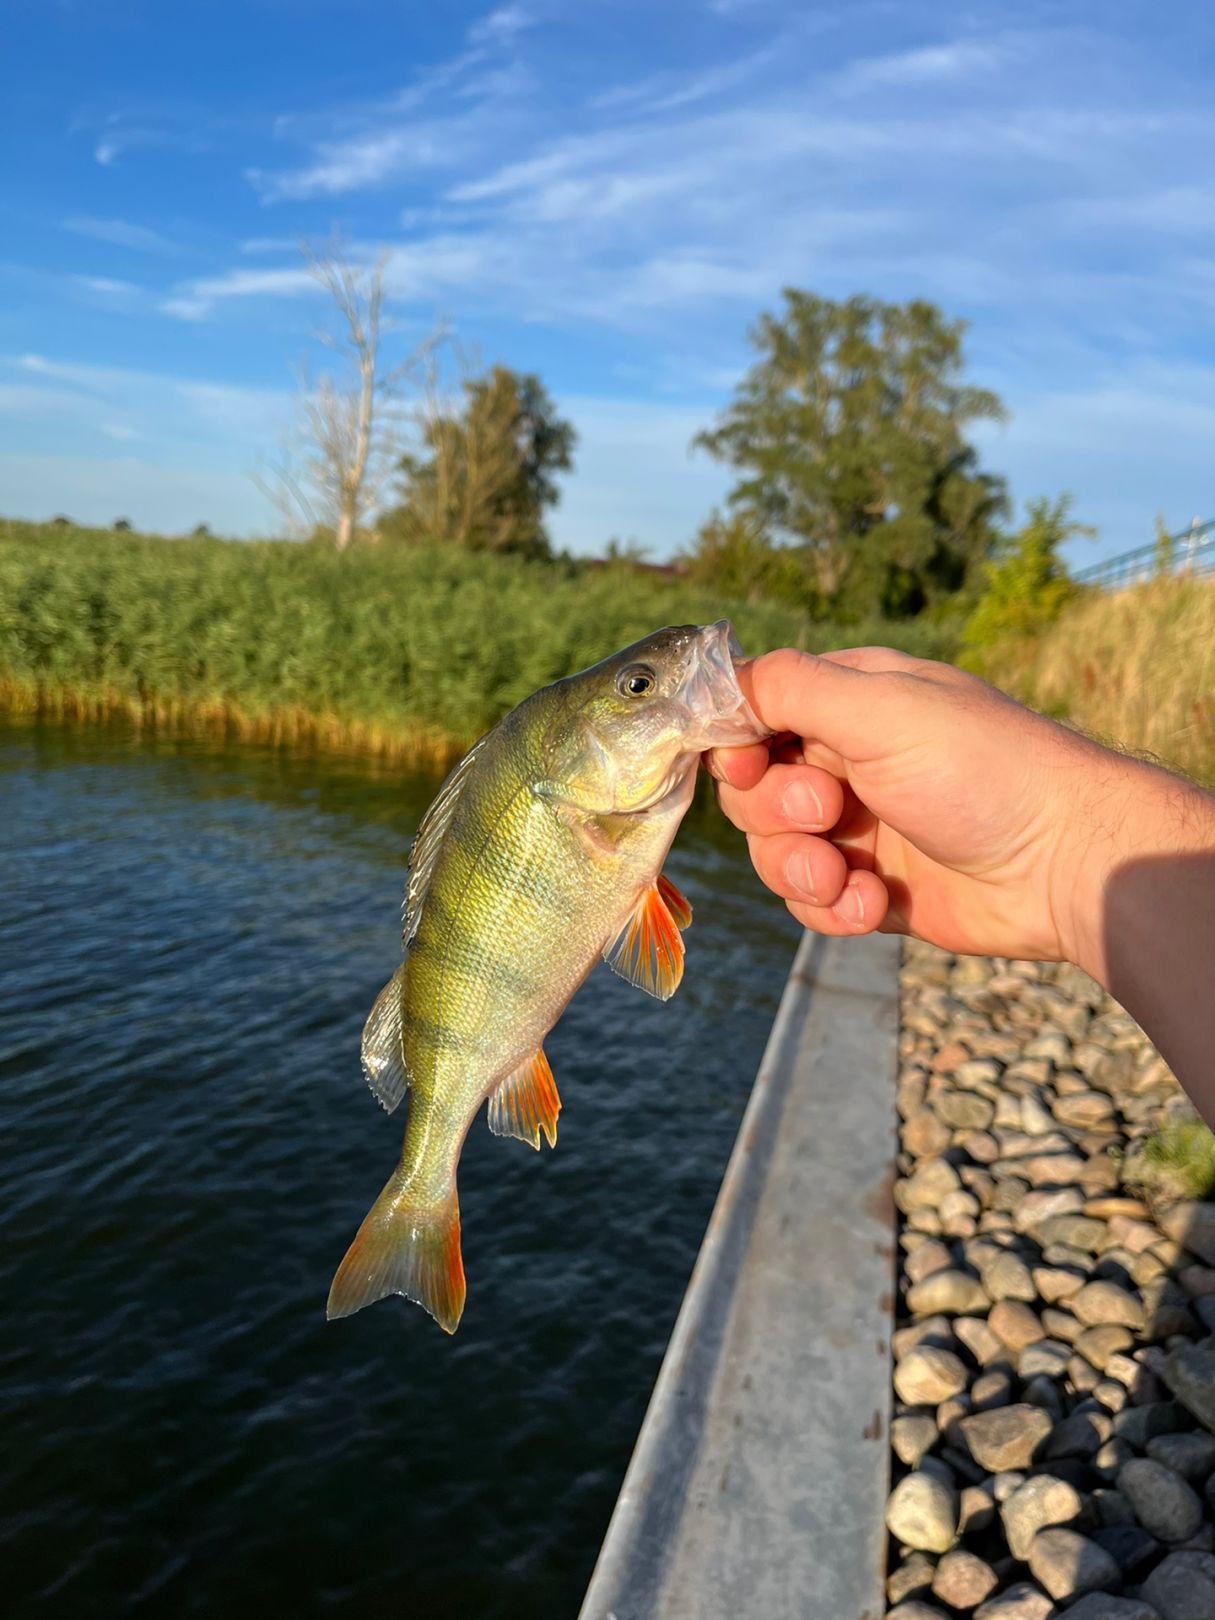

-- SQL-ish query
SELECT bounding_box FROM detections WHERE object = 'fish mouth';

[682,620,770,749]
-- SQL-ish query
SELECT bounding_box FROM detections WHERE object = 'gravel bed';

[887,941,1215,1620]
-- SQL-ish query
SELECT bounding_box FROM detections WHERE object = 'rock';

[907,1270,991,1316]
[1146,1432,1215,1483]
[898,1157,964,1213]
[931,1039,973,1073]
[937,1394,971,1442]
[1139,1279,1195,1341]
[1034,1264,1087,1303]
[955,1316,1007,1366]
[1023,1374,1065,1417]
[1107,1215,1161,1254]
[904,1108,953,1159]
[1060,1599,1161,1620]
[1075,1325,1136,1371]
[1118,1457,1203,1543]
[1094,1439,1135,1483]
[1072,1281,1146,1330]
[1052,1091,1117,1129]
[982,1250,1038,1303]
[1042,1410,1111,1461]
[973,1581,1057,1619]
[1027,1527,1120,1601]
[1142,1549,1215,1620]
[963,1132,1001,1165]
[887,1601,950,1619]
[1162,1339,1215,1433]
[1113,1402,1190,1450]
[959,1405,1053,1472]
[896,1346,970,1405]
[959,1482,997,1533]
[1041,1307,1082,1344]
[888,1549,937,1605]
[939,1091,996,1130]
[932,1549,999,1609]
[894,1316,955,1358]
[1019,1339,1072,1379]
[1159,1202,1215,1266]
[1093,1380,1128,1414]
[1087,1198,1151,1221]
[1179,1264,1215,1298]
[1090,1524,1161,1579]
[1036,1214,1108,1252]
[893,1414,942,1467]
[1014,1188,1085,1233]
[887,1470,959,1553]
[990,1301,1044,1351]
[907,1240,955,1285]
[1070,1354,1102,1393]
[1001,1474,1086,1559]
[972,1368,1014,1411]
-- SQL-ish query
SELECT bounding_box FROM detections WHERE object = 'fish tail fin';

[326,1175,465,1334]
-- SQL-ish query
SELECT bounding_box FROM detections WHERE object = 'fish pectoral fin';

[327,1177,464,1334]
[604,883,687,1002]
[487,1047,561,1150]
[657,871,693,930]
[360,967,412,1114]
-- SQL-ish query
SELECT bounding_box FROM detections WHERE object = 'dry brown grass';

[977,575,1215,785]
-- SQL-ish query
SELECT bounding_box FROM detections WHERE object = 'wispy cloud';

[160,266,315,320]
[62,215,181,255]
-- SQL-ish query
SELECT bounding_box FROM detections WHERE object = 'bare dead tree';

[256,242,435,551]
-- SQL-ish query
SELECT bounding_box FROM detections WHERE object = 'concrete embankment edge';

[579,928,901,1620]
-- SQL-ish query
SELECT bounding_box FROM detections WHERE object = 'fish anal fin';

[327,1177,464,1334]
[488,1048,561,1150]
[604,884,686,1001]
[657,872,693,930]
[360,967,411,1113]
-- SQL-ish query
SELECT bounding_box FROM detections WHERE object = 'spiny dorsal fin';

[604,882,687,1001]
[403,732,490,947]
[487,1048,561,1150]
[361,967,410,1113]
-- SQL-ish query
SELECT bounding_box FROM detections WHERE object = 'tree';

[258,242,433,552]
[695,291,1009,618]
[190,523,213,539]
[384,361,575,560]
[962,495,1092,653]
[679,509,808,607]
[113,517,133,532]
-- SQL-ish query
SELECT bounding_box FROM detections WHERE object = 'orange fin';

[604,883,686,1001]
[327,1176,465,1334]
[657,872,693,930]
[488,1048,561,1150]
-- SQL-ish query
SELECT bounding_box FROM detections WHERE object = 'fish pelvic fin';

[326,1176,464,1334]
[604,880,688,1001]
[360,967,412,1113]
[657,872,693,930]
[487,1047,561,1150]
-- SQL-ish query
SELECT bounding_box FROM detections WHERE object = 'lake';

[0,721,798,1619]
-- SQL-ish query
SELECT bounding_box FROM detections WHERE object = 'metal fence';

[1072,516,1215,591]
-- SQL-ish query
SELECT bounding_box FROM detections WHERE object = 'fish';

[327,620,767,1333]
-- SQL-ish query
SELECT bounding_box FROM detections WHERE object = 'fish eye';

[616,663,657,699]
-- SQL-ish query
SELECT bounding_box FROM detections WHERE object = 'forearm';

[1064,758,1215,1120]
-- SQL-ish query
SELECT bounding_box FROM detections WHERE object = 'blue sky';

[2,0,1212,562]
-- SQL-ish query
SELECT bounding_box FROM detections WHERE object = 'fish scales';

[327,622,766,1333]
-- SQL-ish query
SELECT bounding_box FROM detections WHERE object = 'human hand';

[707,647,1142,967]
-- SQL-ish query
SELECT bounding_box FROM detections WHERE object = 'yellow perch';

[328,621,766,1332]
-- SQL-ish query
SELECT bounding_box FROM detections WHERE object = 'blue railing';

[1072,517,1214,590]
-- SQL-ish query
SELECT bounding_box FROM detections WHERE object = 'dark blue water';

[0,722,798,1619]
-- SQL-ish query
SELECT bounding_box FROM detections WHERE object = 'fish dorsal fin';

[604,880,688,1002]
[361,967,411,1113]
[403,733,489,947]
[487,1048,561,1150]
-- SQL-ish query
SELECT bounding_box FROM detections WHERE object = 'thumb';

[737,647,917,766]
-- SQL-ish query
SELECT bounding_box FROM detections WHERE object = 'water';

[0,722,798,1619]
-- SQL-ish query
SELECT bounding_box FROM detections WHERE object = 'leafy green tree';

[696,291,1008,618]
[679,509,809,608]
[385,365,575,561]
[962,495,1092,653]
[113,518,133,532]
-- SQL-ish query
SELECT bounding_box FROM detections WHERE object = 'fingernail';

[786,851,819,903]
[838,876,866,927]
[781,780,823,827]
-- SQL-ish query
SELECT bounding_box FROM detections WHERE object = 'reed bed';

[0,522,957,764]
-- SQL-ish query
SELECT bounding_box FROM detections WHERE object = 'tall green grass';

[0,520,961,763]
